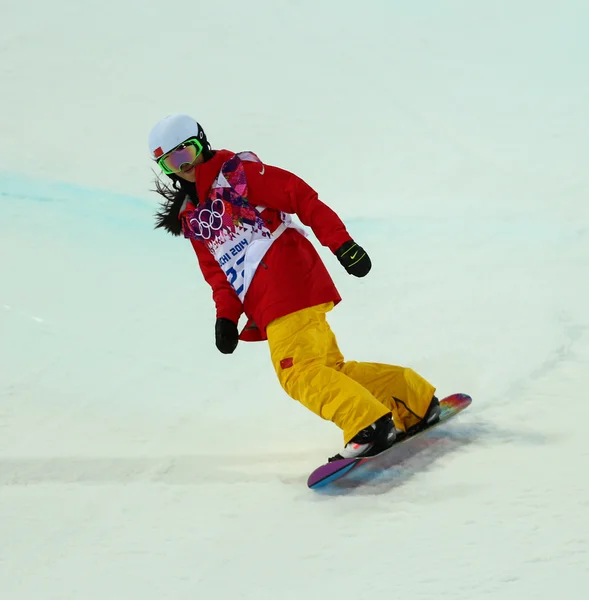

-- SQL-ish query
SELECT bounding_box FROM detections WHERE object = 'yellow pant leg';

[266,303,389,444]
[316,306,436,430]
[339,361,436,431]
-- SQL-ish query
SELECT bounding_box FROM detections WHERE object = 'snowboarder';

[148,113,440,461]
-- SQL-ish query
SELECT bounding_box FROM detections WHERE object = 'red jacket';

[186,150,353,341]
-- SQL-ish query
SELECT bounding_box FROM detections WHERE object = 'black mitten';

[335,240,372,277]
[215,318,239,354]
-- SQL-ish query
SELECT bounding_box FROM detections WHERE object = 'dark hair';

[152,174,198,236]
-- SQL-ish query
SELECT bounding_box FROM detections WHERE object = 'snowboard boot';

[404,395,441,437]
[328,414,399,462]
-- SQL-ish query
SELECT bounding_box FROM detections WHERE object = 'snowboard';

[307,393,472,489]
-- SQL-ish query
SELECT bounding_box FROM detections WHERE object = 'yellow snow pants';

[266,303,436,444]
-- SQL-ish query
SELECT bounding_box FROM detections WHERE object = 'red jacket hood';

[193,149,235,204]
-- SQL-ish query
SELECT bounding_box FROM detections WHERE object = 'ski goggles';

[156,138,203,175]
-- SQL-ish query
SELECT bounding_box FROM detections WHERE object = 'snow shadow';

[309,420,552,497]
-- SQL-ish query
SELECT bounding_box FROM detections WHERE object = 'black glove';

[335,240,371,277]
[215,318,239,354]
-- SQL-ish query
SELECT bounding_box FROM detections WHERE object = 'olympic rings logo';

[188,199,226,239]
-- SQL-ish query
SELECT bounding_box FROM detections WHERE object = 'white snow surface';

[1,1,589,598]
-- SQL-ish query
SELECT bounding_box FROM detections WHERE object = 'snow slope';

[1,1,588,598]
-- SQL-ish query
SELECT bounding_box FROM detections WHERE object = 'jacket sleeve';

[243,162,353,253]
[190,239,243,324]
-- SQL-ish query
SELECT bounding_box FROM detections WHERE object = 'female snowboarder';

[148,113,440,461]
